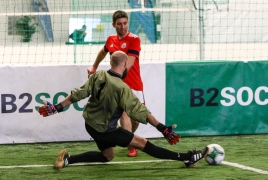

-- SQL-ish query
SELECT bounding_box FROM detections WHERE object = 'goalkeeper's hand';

[38,101,63,117]
[157,124,181,145]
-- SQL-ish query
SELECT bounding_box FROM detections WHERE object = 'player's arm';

[38,95,73,117]
[146,113,160,127]
[126,55,136,71]
[59,94,73,107]
[39,77,93,117]
[87,48,108,76]
[127,36,140,71]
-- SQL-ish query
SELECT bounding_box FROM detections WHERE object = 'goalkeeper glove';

[156,123,181,145]
[38,101,63,117]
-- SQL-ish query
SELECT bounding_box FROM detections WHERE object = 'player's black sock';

[68,151,109,164]
[143,141,190,161]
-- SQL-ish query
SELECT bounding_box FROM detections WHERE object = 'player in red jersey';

[87,10,143,157]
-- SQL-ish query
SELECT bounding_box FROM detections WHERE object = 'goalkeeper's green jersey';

[70,69,150,133]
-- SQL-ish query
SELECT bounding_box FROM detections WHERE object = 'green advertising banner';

[166,61,268,136]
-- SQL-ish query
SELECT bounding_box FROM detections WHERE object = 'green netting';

[0,0,267,64]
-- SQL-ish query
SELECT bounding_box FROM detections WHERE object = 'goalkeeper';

[38,51,208,169]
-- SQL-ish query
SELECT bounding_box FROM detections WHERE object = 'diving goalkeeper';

[38,51,208,169]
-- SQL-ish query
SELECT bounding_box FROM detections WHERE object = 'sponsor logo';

[190,86,268,107]
[0,92,85,113]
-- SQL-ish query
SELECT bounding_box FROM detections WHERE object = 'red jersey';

[104,31,143,91]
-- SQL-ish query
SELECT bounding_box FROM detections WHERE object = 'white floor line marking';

[0,160,174,169]
[1,159,268,175]
[222,161,268,175]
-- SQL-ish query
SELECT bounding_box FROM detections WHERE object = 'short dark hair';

[82,25,86,28]
[112,10,128,24]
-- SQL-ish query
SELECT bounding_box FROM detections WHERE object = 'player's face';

[113,18,128,38]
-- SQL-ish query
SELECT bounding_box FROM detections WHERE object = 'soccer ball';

[205,144,225,165]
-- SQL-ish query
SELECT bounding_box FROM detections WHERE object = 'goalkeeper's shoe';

[184,146,209,168]
[54,149,70,169]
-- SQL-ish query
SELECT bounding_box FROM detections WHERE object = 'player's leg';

[68,147,113,163]
[120,112,132,132]
[120,112,139,157]
[54,123,115,169]
[54,147,112,169]
[129,134,209,168]
[130,118,139,132]
[129,134,189,160]
[120,112,140,133]
[122,89,145,134]
[130,90,145,134]
[121,90,145,157]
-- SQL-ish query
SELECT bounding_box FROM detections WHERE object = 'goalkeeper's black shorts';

[85,122,134,151]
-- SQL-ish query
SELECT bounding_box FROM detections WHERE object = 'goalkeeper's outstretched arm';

[59,94,73,108]
[38,95,73,117]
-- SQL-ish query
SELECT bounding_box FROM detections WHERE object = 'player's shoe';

[184,146,209,168]
[54,149,70,169]
[127,148,138,157]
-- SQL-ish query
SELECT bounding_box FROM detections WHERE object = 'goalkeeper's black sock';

[143,141,190,161]
[68,151,109,164]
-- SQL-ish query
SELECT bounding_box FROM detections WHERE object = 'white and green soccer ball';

[205,144,225,165]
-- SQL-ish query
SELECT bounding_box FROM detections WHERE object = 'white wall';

[0,63,165,144]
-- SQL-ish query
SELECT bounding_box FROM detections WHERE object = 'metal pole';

[198,0,204,60]
[74,44,76,64]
